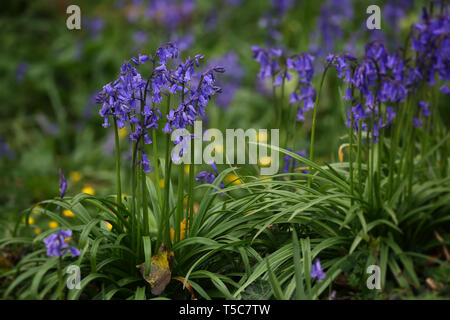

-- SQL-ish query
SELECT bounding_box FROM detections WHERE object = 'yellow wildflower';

[82,186,95,195]
[170,218,187,241]
[32,205,41,215]
[22,217,35,225]
[257,131,268,142]
[225,173,242,185]
[258,156,271,167]
[48,221,59,229]
[63,210,75,217]
[70,171,82,183]
[118,127,128,138]
[105,221,112,231]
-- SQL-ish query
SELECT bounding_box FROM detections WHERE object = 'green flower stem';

[113,119,122,207]
[142,158,149,237]
[136,146,142,262]
[57,256,63,300]
[272,75,279,129]
[152,126,162,208]
[187,139,194,235]
[175,163,184,243]
[157,96,172,250]
[349,112,354,204]
[130,139,138,255]
[308,60,333,188]
[357,120,363,195]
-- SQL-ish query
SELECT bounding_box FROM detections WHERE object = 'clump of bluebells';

[410,7,449,93]
[96,42,224,171]
[327,4,449,141]
[328,42,410,141]
[252,46,316,122]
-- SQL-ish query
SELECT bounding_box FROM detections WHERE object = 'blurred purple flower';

[36,114,60,136]
[58,168,67,198]
[133,31,148,45]
[15,62,28,83]
[0,137,15,160]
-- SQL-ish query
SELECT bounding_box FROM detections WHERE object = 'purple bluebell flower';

[0,137,14,159]
[252,46,282,79]
[84,17,104,39]
[383,1,414,32]
[411,9,450,85]
[140,153,152,173]
[418,101,431,117]
[15,62,28,83]
[59,168,67,198]
[133,31,148,45]
[43,230,81,258]
[283,149,307,173]
[196,161,225,188]
[311,258,326,280]
[69,247,81,258]
[309,0,353,62]
[287,52,316,120]
[343,87,353,100]
[145,0,195,31]
[413,117,423,128]
[441,85,450,94]
[172,34,194,53]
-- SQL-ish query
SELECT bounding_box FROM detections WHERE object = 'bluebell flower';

[43,230,81,258]
[196,161,225,188]
[413,117,423,128]
[283,149,307,173]
[252,46,282,79]
[311,258,326,280]
[15,62,28,83]
[58,168,67,198]
[441,85,450,94]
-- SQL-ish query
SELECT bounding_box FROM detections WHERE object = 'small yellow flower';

[82,186,95,195]
[170,218,187,241]
[214,144,224,155]
[22,217,35,225]
[32,205,41,215]
[70,171,82,183]
[257,131,268,142]
[159,178,165,189]
[118,127,128,138]
[34,228,42,235]
[258,156,271,167]
[63,209,75,217]
[48,221,59,229]
[105,221,113,231]
[225,173,242,185]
